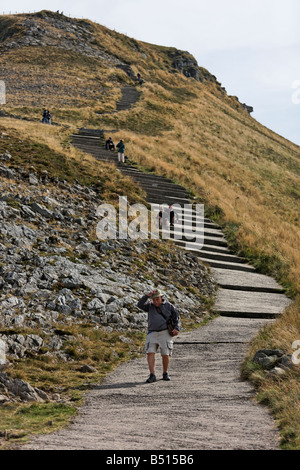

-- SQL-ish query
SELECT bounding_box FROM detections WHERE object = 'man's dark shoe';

[146,373,156,383]
[163,372,171,381]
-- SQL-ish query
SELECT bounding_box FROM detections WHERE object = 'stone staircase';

[116,86,141,111]
[71,87,291,320]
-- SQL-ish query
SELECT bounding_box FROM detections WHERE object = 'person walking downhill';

[137,289,180,383]
[116,139,125,163]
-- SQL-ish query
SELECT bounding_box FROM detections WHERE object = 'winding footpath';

[22,86,290,450]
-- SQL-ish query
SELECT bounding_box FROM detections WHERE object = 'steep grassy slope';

[1,11,298,294]
[108,80,300,295]
[0,10,300,448]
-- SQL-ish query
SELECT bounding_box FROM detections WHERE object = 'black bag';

[156,307,176,337]
[167,317,176,337]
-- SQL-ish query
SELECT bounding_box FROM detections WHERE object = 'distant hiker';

[137,73,143,85]
[105,137,115,151]
[158,206,169,229]
[42,108,48,124]
[137,289,180,383]
[46,110,52,125]
[158,208,163,228]
[42,108,51,124]
[169,204,178,227]
[116,139,125,163]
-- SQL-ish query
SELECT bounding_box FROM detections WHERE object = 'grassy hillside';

[1,11,298,294]
[0,10,299,448]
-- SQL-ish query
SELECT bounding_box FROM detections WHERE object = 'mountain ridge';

[0,10,252,115]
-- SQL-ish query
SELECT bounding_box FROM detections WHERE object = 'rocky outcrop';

[241,103,254,114]
[230,96,254,114]
[0,372,49,403]
[0,12,123,66]
[169,49,200,80]
[252,349,295,378]
[0,152,216,402]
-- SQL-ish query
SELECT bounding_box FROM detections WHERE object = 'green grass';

[0,125,90,185]
[0,325,145,448]
[0,403,78,447]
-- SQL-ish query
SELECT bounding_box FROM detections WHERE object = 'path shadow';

[93,381,146,391]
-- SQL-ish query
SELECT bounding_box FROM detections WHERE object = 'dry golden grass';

[1,10,300,448]
[0,118,147,205]
[242,298,300,449]
[99,79,300,294]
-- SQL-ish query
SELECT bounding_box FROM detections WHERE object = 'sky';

[2,0,300,146]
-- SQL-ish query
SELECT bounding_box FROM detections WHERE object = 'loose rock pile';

[252,349,295,378]
[0,156,216,403]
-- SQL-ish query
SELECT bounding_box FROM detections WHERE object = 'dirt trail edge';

[22,316,279,450]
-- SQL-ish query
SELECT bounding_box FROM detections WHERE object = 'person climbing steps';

[116,139,125,163]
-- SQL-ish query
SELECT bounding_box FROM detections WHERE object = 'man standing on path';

[137,289,180,383]
[116,139,125,163]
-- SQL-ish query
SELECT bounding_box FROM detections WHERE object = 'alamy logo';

[292,340,300,365]
[96,196,204,248]
[0,81,6,105]
[0,339,6,366]
[291,80,300,105]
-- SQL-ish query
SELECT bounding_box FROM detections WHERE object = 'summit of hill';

[0,10,248,114]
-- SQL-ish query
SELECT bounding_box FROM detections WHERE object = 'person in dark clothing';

[137,72,143,85]
[46,109,51,125]
[42,109,51,124]
[105,137,115,151]
[42,108,48,124]
[137,289,180,383]
[116,139,125,163]
[169,204,178,227]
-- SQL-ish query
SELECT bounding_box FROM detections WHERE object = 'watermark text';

[0,339,6,366]
[291,80,300,105]
[0,80,6,105]
[96,197,204,248]
[292,340,300,365]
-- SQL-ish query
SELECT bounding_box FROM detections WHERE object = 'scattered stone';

[29,173,39,185]
[252,349,296,378]
[77,365,97,373]
[30,202,53,218]
[0,372,49,402]
[0,394,8,404]
[0,160,217,403]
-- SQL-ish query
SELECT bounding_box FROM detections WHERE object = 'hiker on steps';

[137,73,143,85]
[158,205,178,228]
[116,139,125,163]
[158,206,169,229]
[169,204,178,227]
[137,289,180,383]
[42,108,51,124]
[105,137,115,151]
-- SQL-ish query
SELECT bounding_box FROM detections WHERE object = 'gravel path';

[22,316,280,450]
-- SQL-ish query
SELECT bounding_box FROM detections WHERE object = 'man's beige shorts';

[145,330,174,356]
